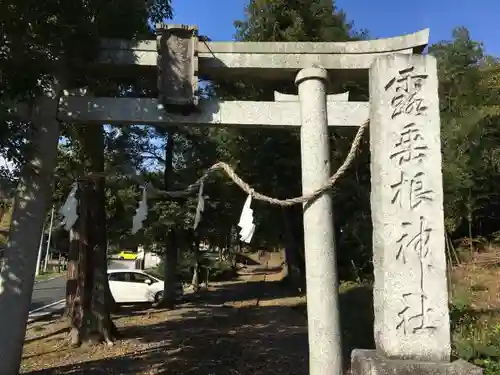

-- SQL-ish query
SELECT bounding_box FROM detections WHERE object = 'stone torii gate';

[60,27,427,375]
[3,25,481,375]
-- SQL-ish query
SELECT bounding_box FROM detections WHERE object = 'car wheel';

[118,257,124,260]
[154,291,164,304]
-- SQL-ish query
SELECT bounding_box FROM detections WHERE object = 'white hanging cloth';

[132,186,148,234]
[59,182,79,231]
[238,195,255,244]
[193,182,205,230]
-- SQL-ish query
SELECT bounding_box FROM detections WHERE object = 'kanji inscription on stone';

[369,54,451,362]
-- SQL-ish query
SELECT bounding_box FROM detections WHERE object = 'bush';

[208,261,238,281]
[451,296,500,374]
[149,257,238,283]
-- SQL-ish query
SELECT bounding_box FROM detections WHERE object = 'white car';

[107,269,165,304]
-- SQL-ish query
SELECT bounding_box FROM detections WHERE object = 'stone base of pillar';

[351,349,482,375]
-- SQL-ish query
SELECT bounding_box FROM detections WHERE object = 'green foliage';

[0,0,172,180]
[0,0,171,98]
[450,296,500,374]
[234,0,366,42]
[433,27,500,242]
[150,254,237,283]
[207,261,239,281]
[209,1,373,275]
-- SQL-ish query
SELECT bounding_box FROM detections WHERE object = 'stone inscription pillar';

[370,53,450,361]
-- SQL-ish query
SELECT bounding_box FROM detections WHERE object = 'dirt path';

[22,261,309,375]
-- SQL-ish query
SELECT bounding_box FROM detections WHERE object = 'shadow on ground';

[289,283,375,361]
[27,308,307,374]
[234,253,264,266]
[24,277,375,375]
[25,326,70,345]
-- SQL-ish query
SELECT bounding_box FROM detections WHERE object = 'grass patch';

[335,266,500,374]
[451,265,500,374]
[35,271,63,282]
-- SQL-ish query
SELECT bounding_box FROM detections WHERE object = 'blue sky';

[2,1,496,172]
[171,0,499,56]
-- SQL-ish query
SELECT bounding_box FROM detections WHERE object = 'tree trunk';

[287,205,306,274]
[0,99,60,375]
[84,169,118,345]
[65,124,117,346]
[159,131,179,309]
[191,233,200,292]
[282,207,306,291]
[467,187,474,257]
[65,225,85,347]
[65,229,79,315]
[162,229,179,308]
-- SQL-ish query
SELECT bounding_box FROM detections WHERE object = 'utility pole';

[35,221,46,277]
[43,205,55,273]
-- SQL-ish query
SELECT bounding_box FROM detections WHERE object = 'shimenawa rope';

[66,119,368,206]
[162,119,368,206]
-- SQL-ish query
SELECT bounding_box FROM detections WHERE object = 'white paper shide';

[59,183,79,231]
[193,182,205,230]
[238,195,255,243]
[132,186,148,234]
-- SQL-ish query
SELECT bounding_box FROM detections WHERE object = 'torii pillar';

[296,67,342,375]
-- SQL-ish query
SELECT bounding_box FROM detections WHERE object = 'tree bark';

[191,233,200,292]
[282,206,306,291]
[65,124,117,346]
[65,229,79,315]
[0,97,60,375]
[467,187,474,256]
[159,131,179,309]
[65,225,85,347]
[162,229,179,308]
[84,168,118,345]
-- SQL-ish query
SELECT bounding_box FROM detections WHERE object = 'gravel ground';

[22,263,309,375]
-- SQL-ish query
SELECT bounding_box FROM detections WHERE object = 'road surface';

[30,276,66,311]
[30,259,136,312]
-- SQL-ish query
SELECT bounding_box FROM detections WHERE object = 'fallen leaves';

[21,266,309,375]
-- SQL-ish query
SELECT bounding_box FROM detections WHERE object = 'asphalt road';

[108,259,137,270]
[30,259,136,312]
[30,276,66,311]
